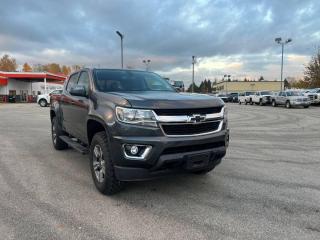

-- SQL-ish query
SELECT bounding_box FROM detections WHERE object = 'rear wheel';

[90,132,124,195]
[245,100,248,105]
[250,99,253,105]
[272,100,277,107]
[39,99,47,107]
[51,117,68,150]
[304,105,309,108]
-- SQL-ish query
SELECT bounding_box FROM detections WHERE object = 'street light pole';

[192,56,196,93]
[142,59,151,71]
[275,37,292,91]
[116,31,124,69]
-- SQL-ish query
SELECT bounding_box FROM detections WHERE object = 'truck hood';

[107,91,223,109]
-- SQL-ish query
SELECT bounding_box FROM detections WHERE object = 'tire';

[259,99,263,106]
[191,164,216,175]
[89,132,124,195]
[39,99,47,107]
[249,99,253,105]
[239,101,241,105]
[51,117,68,150]
[304,106,309,108]
[245,100,248,105]
[285,101,291,109]
[272,100,277,107]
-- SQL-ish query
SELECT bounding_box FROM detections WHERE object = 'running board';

[59,136,89,154]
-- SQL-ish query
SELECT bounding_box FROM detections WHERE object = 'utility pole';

[116,31,124,69]
[275,37,292,91]
[192,56,196,93]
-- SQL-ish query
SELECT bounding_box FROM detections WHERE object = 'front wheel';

[39,99,48,107]
[90,132,124,195]
[285,101,291,108]
[259,99,263,106]
[304,105,309,108]
[272,100,277,107]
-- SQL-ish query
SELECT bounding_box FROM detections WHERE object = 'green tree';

[187,83,200,92]
[258,76,264,81]
[0,54,17,71]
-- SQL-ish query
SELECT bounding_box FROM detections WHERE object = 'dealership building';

[0,71,66,103]
[212,80,282,93]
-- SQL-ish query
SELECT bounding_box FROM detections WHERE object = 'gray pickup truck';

[271,91,310,108]
[50,68,229,195]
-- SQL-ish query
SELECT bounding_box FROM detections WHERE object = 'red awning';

[0,71,66,82]
[0,76,8,86]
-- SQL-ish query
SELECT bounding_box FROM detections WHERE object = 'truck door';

[60,72,80,137]
[72,71,90,143]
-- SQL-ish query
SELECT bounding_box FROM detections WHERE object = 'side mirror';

[70,85,87,97]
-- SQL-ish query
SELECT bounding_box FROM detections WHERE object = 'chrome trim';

[154,106,224,123]
[160,120,223,137]
[122,144,152,160]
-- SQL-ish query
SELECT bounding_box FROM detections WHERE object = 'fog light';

[122,144,152,160]
[130,145,139,155]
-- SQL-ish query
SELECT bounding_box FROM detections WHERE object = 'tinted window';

[261,91,271,95]
[78,71,90,95]
[94,70,174,92]
[67,73,79,92]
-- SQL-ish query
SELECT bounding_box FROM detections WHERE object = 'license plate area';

[185,153,210,170]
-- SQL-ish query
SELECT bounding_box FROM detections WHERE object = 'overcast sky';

[1,0,319,85]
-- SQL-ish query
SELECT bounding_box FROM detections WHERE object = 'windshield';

[261,91,271,95]
[94,69,175,92]
[286,91,302,96]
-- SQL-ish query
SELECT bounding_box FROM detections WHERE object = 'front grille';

[308,95,315,101]
[162,141,225,155]
[154,107,222,116]
[161,121,221,136]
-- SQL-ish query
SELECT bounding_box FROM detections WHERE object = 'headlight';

[116,107,157,127]
[222,106,227,118]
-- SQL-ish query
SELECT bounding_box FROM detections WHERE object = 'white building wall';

[0,80,63,96]
[32,82,63,95]
[7,79,32,95]
[0,85,7,95]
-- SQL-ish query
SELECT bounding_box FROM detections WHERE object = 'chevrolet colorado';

[50,69,229,195]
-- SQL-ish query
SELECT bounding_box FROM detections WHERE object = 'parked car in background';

[304,88,320,105]
[251,91,273,105]
[238,91,255,105]
[170,80,185,92]
[271,91,310,108]
[228,92,239,103]
[216,93,229,102]
[37,89,63,107]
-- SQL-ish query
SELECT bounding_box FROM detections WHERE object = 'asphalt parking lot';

[0,103,319,240]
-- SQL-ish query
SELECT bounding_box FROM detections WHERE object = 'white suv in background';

[37,89,62,107]
[251,91,273,105]
[238,91,255,105]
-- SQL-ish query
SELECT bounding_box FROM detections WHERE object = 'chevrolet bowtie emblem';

[188,114,206,123]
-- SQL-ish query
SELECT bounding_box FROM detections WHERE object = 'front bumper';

[291,101,310,106]
[110,129,229,181]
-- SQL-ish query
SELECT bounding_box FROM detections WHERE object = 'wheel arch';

[87,117,108,145]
